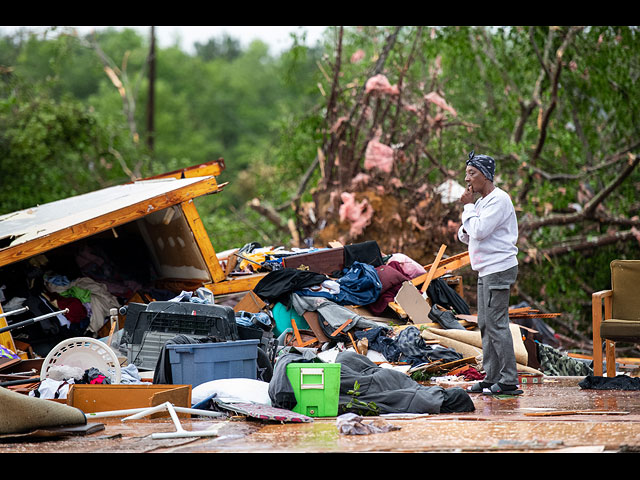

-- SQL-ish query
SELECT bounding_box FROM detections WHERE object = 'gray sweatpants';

[477,265,519,386]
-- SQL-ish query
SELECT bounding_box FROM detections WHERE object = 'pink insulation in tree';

[339,192,374,237]
[364,138,394,173]
[364,74,399,95]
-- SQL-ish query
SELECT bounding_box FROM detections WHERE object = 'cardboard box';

[233,290,267,313]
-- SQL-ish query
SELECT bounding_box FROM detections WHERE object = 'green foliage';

[0,74,141,213]
[194,34,242,62]
[342,380,380,416]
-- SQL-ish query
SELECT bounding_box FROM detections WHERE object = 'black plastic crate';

[122,302,238,345]
[141,311,238,340]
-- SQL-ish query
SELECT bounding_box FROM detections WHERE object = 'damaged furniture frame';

[87,401,225,439]
[592,260,640,377]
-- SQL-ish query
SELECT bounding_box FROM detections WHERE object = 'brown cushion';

[600,318,640,342]
[611,260,640,321]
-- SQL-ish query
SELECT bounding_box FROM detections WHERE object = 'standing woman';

[458,151,522,395]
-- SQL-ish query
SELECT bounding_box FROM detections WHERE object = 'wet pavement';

[2,375,640,453]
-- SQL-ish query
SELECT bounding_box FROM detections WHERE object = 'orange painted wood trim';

[137,158,225,181]
[330,318,353,337]
[207,274,268,296]
[180,200,226,283]
[411,250,470,287]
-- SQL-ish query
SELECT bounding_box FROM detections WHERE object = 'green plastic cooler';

[285,362,341,417]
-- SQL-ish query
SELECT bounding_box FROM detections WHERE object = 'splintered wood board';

[524,410,630,417]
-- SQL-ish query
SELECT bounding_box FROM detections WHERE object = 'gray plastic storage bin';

[167,339,260,387]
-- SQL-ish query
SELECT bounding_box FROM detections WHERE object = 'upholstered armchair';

[592,260,640,377]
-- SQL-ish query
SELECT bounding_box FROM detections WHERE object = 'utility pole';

[146,26,156,152]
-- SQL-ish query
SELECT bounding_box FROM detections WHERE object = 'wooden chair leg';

[605,340,616,377]
[592,290,612,377]
[291,318,317,348]
[347,332,359,354]
[592,333,604,377]
[330,318,353,337]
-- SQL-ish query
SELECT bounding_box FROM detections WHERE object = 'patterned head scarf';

[466,150,495,182]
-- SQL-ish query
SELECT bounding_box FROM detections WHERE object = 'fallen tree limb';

[519,154,639,232]
[521,141,640,182]
[537,229,637,258]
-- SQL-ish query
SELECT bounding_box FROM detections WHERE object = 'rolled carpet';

[0,387,86,434]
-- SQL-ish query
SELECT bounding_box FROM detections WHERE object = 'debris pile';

[0,236,612,440]
[1,161,637,447]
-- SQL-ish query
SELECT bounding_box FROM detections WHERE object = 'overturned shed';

[0,160,264,356]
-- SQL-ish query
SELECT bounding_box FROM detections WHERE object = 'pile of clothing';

[252,241,470,344]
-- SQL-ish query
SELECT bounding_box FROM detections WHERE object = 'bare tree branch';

[512,27,555,143]
[520,153,639,231]
[388,27,423,145]
[582,154,639,217]
[320,26,403,189]
[515,140,640,181]
[517,26,584,203]
[248,198,287,232]
[77,30,153,179]
[276,151,321,212]
[537,228,637,258]
[229,205,272,245]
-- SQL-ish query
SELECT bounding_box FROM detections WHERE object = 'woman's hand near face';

[460,184,474,204]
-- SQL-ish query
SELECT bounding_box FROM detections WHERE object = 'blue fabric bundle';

[296,261,382,306]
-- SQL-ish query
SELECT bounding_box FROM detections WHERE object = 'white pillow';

[191,378,272,406]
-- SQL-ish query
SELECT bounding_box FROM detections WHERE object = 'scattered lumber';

[524,410,630,417]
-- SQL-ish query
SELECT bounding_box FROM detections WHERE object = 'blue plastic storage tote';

[167,339,260,387]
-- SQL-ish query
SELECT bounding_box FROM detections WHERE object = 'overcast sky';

[0,26,329,55]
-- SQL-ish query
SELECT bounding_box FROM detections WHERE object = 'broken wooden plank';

[420,244,447,293]
[348,332,360,354]
[139,158,226,181]
[208,273,268,295]
[411,251,470,288]
[407,356,477,374]
[524,410,630,417]
[181,198,227,284]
